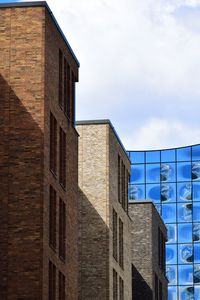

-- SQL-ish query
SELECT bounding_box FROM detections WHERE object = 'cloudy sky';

[2,0,200,150]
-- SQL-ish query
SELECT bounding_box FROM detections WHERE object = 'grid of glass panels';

[128,145,200,300]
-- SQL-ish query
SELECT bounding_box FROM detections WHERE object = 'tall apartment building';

[77,120,132,300]
[129,201,168,300]
[0,2,79,299]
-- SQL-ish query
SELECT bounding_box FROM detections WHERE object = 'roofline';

[127,142,200,153]
[0,1,80,67]
[76,119,130,163]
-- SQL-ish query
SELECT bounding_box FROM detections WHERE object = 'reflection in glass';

[178,183,192,202]
[129,151,145,164]
[193,223,200,242]
[194,244,200,263]
[129,185,145,201]
[162,204,176,223]
[146,184,160,203]
[177,147,191,162]
[130,165,144,184]
[192,163,200,181]
[166,224,177,243]
[161,184,176,202]
[155,204,161,215]
[161,149,175,162]
[195,286,200,300]
[168,286,177,300]
[178,203,192,222]
[166,244,177,264]
[192,145,200,161]
[146,164,160,183]
[161,163,175,182]
[178,224,192,243]
[194,265,200,284]
[166,265,177,285]
[193,203,200,222]
[179,286,194,300]
[178,244,193,264]
[193,182,200,201]
[178,266,193,285]
[146,151,160,163]
[177,162,191,181]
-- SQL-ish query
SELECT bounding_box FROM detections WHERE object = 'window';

[59,49,63,107]
[118,155,121,203]
[159,280,163,300]
[59,198,66,260]
[49,261,56,300]
[71,72,75,126]
[155,273,158,300]
[158,227,166,272]
[59,127,66,189]
[119,218,124,269]
[49,185,56,249]
[66,64,71,120]
[59,271,65,300]
[113,209,118,261]
[50,112,57,175]
[113,269,118,300]
[119,276,124,300]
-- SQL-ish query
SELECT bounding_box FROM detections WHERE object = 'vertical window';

[159,280,162,300]
[121,162,126,210]
[59,198,66,260]
[113,269,118,300]
[64,58,67,114]
[119,276,124,300]
[49,186,56,249]
[119,218,124,269]
[126,171,129,211]
[66,64,71,120]
[49,261,56,300]
[158,227,165,272]
[113,209,118,261]
[71,72,75,126]
[155,273,158,300]
[50,112,57,175]
[59,49,63,107]
[118,155,121,203]
[59,271,65,300]
[59,127,66,189]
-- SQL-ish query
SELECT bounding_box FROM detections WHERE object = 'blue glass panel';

[146,164,160,183]
[193,203,200,222]
[178,244,193,264]
[166,265,177,285]
[146,151,160,163]
[195,286,200,299]
[177,162,191,181]
[178,203,192,223]
[194,244,200,263]
[162,204,176,223]
[178,224,192,243]
[130,165,145,184]
[166,244,177,264]
[129,184,145,201]
[192,145,200,161]
[146,184,160,203]
[177,183,192,202]
[194,265,200,284]
[192,162,200,181]
[193,182,200,201]
[129,151,145,164]
[161,183,176,203]
[168,286,177,300]
[193,223,200,242]
[178,266,193,285]
[166,224,177,243]
[179,286,194,299]
[177,147,191,162]
[161,163,176,182]
[161,149,175,162]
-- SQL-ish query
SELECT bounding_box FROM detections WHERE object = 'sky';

[1,0,200,150]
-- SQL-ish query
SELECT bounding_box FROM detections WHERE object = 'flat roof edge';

[0,1,80,67]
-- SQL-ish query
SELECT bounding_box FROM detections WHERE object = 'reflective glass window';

[194,244,200,263]
[178,203,192,223]
[177,147,191,162]
[193,203,200,222]
[160,163,176,182]
[178,244,193,264]
[168,286,177,300]
[161,183,176,203]
[129,151,145,164]
[177,162,191,181]
[162,204,176,223]
[194,265,200,284]
[195,286,200,299]
[130,165,144,184]
[192,162,200,181]
[192,145,200,161]
[129,184,145,201]
[178,224,192,243]
[166,265,177,285]
[178,266,193,285]
[179,286,194,299]
[146,184,160,203]
[166,224,177,243]
[146,151,160,163]
[193,182,200,201]
[193,223,200,242]
[161,149,175,162]
[146,164,160,183]
[177,183,192,202]
[166,244,177,264]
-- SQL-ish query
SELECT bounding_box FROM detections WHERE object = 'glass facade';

[128,145,200,300]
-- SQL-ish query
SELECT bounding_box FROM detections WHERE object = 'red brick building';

[0,2,79,299]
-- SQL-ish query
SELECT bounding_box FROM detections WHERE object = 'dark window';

[113,269,118,300]
[59,49,63,107]
[158,227,165,272]
[49,185,56,249]
[71,72,75,126]
[118,155,121,203]
[155,273,158,300]
[126,171,130,211]
[119,276,124,300]
[64,58,67,114]
[50,112,57,175]
[121,162,126,210]
[113,209,118,261]
[59,127,66,189]
[49,261,56,300]
[66,64,71,120]
[59,198,66,260]
[119,218,124,269]
[59,271,65,300]
[159,280,162,300]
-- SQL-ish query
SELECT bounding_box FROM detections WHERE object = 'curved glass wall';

[128,145,200,300]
